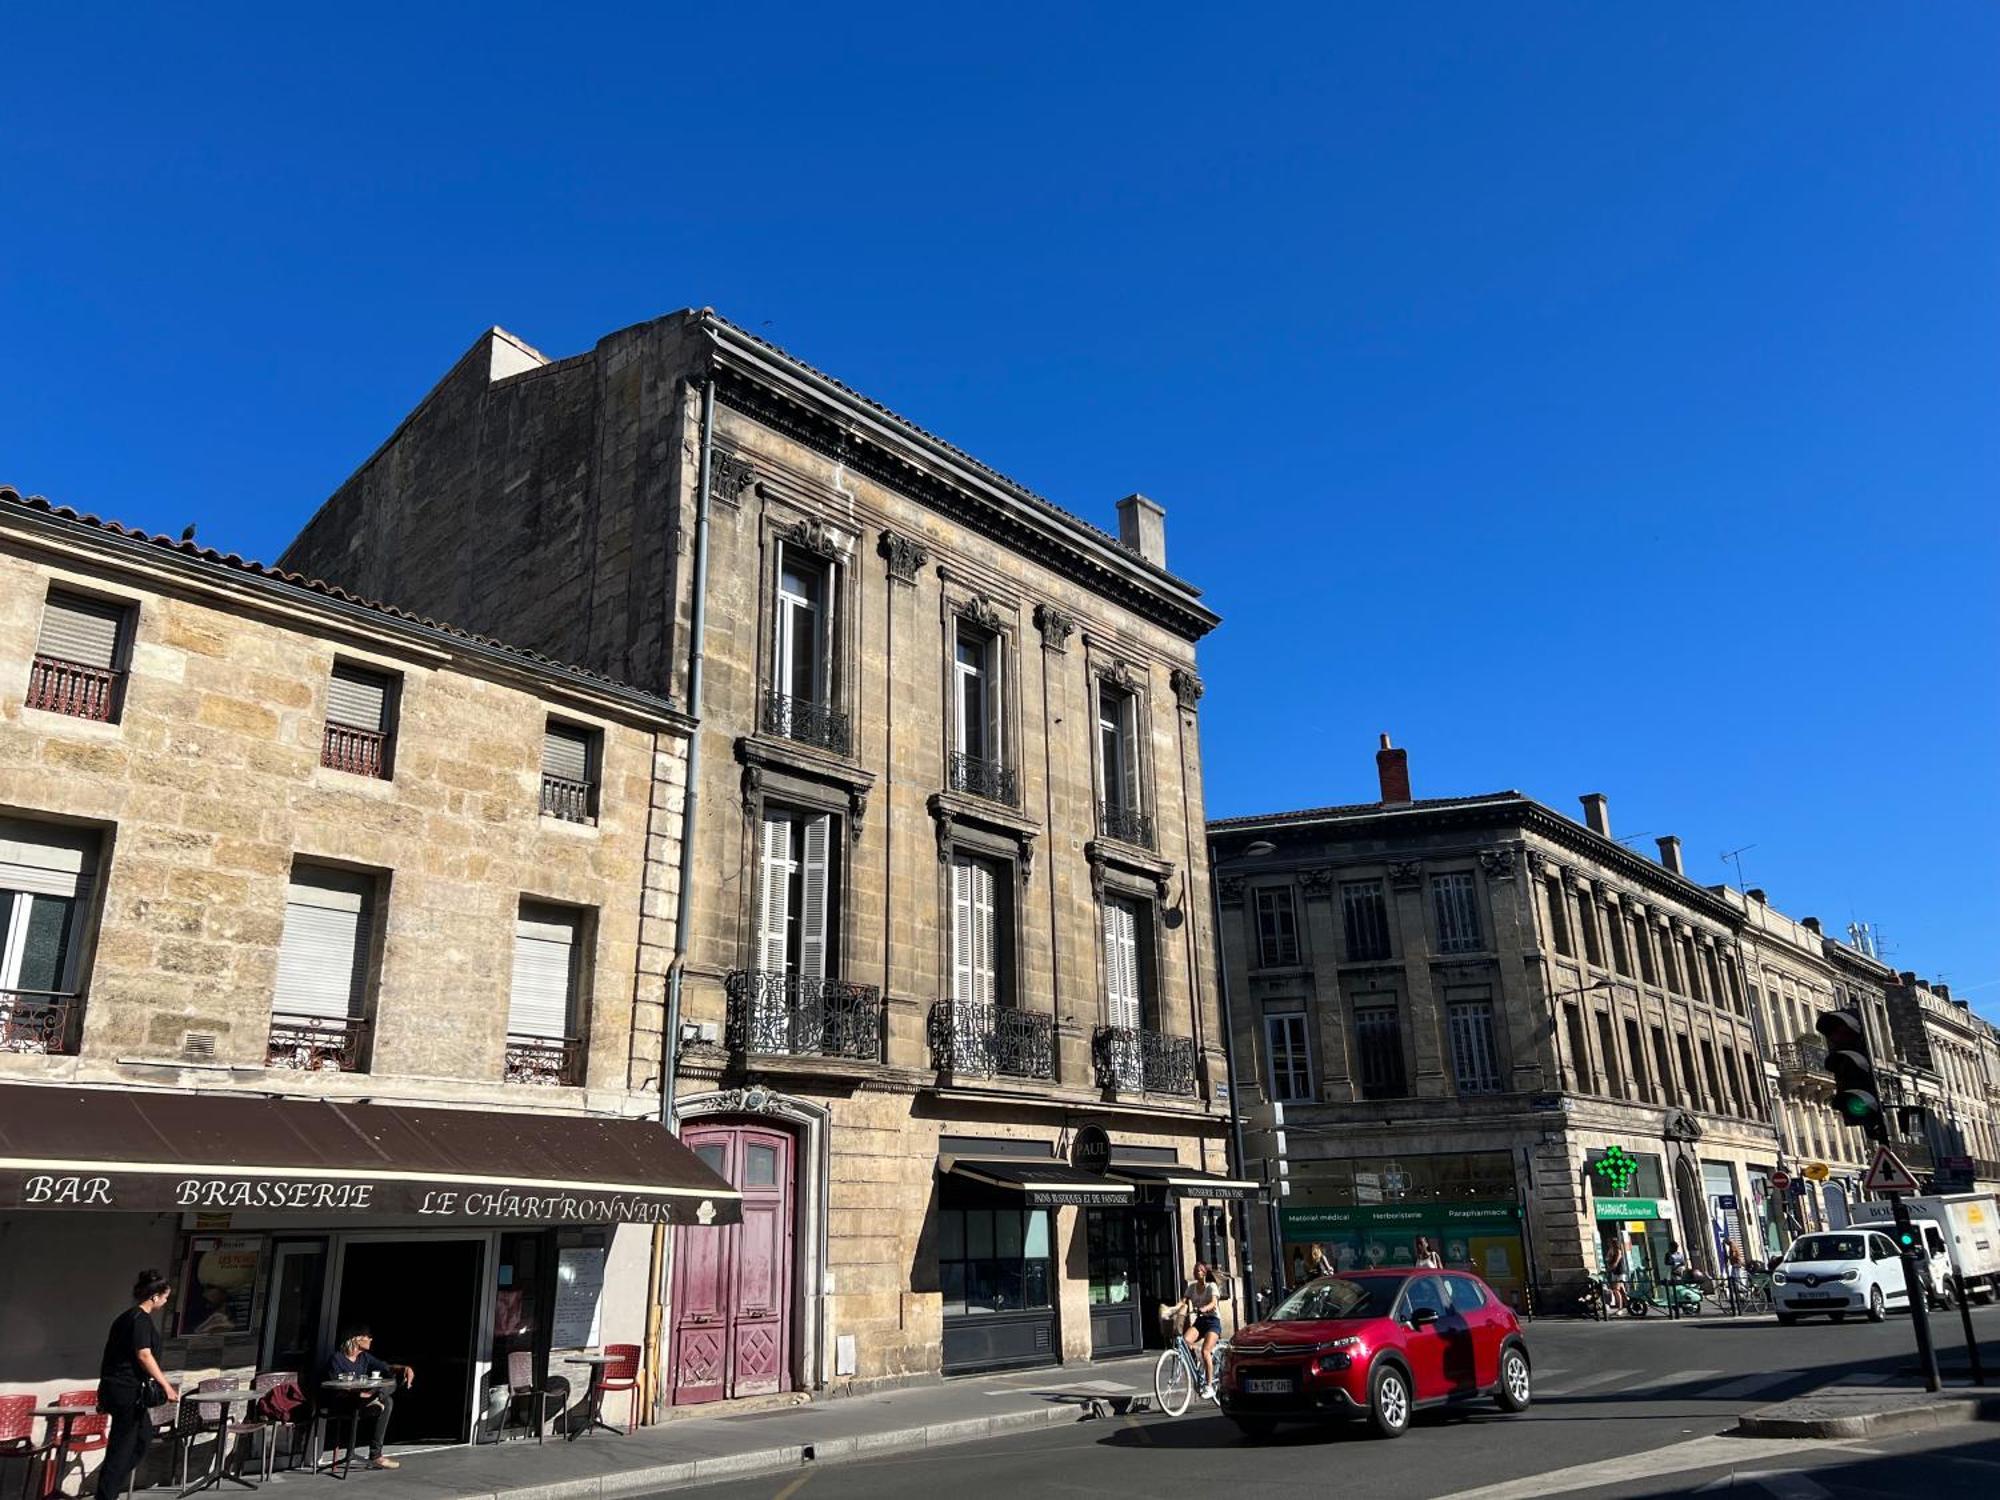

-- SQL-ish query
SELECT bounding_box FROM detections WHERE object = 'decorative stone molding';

[1300,867,1335,897]
[1170,668,1205,710]
[932,807,956,864]
[1098,658,1142,694]
[1388,859,1423,891]
[701,1085,790,1116]
[1216,875,1246,904]
[848,786,868,844]
[878,529,928,585]
[1033,603,1076,653]
[954,592,1005,634]
[1663,1107,1704,1143]
[741,764,763,818]
[781,517,843,561]
[1525,851,1550,881]
[712,452,757,507]
[1477,848,1516,881]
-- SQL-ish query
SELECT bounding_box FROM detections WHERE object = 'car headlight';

[1841,1270,1859,1283]
[1772,1271,1788,1285]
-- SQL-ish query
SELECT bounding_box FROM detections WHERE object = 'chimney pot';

[1579,793,1611,839]
[1746,888,1767,903]
[1655,835,1684,876]
[1802,916,1822,934]
[1115,494,1168,568]
[1376,735,1411,805]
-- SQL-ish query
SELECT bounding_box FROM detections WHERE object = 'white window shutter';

[37,595,124,670]
[326,666,388,731]
[970,859,997,1007]
[798,814,830,982]
[759,813,796,974]
[509,904,577,1038]
[274,869,371,1020]
[951,858,976,1004]
[1104,898,1140,1029]
[0,819,97,899]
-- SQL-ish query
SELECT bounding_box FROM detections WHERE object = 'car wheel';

[1368,1364,1412,1439]
[1231,1417,1277,1443]
[1494,1346,1532,1413]
[1867,1286,1886,1323]
[1776,1311,1797,1325]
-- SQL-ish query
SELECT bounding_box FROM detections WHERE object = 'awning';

[940,1156,1135,1208]
[0,1085,740,1226]
[1107,1163,1261,1201]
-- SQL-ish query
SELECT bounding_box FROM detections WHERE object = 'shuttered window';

[1102,896,1143,1030]
[272,867,373,1020]
[542,723,592,782]
[540,721,598,822]
[0,819,96,994]
[951,856,1001,1006]
[759,809,833,979]
[37,593,126,670]
[510,903,580,1039]
[326,665,390,731]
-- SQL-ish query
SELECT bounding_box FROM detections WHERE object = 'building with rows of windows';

[279,311,1241,1400]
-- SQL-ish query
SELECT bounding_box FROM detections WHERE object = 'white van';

[1851,1193,2000,1303]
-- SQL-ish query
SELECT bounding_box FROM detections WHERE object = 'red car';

[1217,1268,1532,1440]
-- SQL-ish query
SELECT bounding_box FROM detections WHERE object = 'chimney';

[1899,971,1918,986]
[1579,793,1611,839]
[1656,835,1683,876]
[1376,734,1411,805]
[1746,888,1767,904]
[1115,494,1167,568]
[1937,983,1956,1004]
[1801,916,1821,934]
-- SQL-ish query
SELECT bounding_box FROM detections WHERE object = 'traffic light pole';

[1890,1194,1943,1393]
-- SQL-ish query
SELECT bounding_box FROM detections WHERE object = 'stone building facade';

[1883,972,2000,1195]
[280,311,1236,1400]
[1211,740,1781,1306]
[0,488,719,1442]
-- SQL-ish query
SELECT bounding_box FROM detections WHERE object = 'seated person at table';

[324,1326,415,1470]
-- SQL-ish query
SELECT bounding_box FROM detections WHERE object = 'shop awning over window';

[1106,1163,1261,1201]
[939,1156,1135,1208]
[0,1084,740,1226]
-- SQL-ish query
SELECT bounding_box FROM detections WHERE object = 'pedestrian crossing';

[1539,1365,1805,1401]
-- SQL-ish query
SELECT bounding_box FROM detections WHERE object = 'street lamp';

[1211,836,1274,1314]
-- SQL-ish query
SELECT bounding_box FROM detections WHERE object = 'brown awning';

[0,1084,740,1226]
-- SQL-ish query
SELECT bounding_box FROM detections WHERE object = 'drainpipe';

[1208,841,1259,1317]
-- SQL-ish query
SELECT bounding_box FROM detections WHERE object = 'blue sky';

[4,6,1994,1011]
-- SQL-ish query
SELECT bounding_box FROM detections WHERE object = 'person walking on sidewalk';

[95,1270,180,1500]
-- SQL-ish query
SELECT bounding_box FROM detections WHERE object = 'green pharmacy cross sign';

[1594,1146,1639,1195]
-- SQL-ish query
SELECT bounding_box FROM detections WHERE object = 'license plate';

[1788,1297,1842,1307]
[1244,1377,1293,1394]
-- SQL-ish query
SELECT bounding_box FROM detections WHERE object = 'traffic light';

[1815,1007,1886,1142]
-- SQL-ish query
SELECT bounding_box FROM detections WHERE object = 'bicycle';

[1154,1334,1225,1417]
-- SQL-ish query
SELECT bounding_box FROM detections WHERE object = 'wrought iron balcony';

[1097,800,1155,849]
[726,970,883,1062]
[926,999,1053,1080]
[505,1033,584,1086]
[266,1012,370,1073]
[949,753,1018,807]
[27,655,120,722]
[1774,1041,1830,1079]
[761,692,852,756]
[321,722,389,778]
[0,990,78,1055]
[1092,1024,1197,1096]
[540,773,595,824]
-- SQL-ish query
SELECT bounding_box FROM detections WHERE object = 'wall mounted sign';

[1593,1146,1640,1195]
[1070,1125,1112,1176]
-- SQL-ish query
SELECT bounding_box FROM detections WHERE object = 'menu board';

[551,1245,606,1348]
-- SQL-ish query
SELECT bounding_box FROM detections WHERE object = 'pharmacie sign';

[1282,1201,1523,1236]
[1592,1197,1670,1221]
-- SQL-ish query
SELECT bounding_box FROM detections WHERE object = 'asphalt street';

[683,1305,2000,1500]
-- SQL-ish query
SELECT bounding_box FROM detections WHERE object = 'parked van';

[1852,1192,2000,1303]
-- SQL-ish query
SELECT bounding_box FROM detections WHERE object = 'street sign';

[1769,1170,1791,1190]
[1716,1193,1738,1210]
[1862,1144,1921,1197]
[1803,1161,1832,1183]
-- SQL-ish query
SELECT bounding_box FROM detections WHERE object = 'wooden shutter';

[0,818,96,899]
[950,857,975,1004]
[273,868,371,1020]
[1104,898,1141,1029]
[36,594,124,669]
[542,723,592,782]
[759,813,796,974]
[969,859,997,1006]
[797,814,830,982]
[509,904,578,1038]
[326,666,388,730]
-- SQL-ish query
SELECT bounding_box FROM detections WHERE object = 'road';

[686,1306,2000,1500]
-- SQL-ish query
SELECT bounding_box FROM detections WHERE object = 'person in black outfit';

[95,1270,179,1500]
[323,1327,413,1470]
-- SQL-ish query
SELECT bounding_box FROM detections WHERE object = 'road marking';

[1697,1370,1803,1399]
[1653,1368,1726,1389]
[1430,1435,1860,1500]
[1542,1366,1640,1394]
[770,1476,813,1500]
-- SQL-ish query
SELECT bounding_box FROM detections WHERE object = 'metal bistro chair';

[131,1401,179,1498]
[0,1397,56,1500]
[45,1392,106,1498]
[176,1382,263,1493]
[597,1346,642,1435]
[500,1353,567,1444]
[247,1374,300,1477]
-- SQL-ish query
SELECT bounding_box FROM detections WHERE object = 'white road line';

[1432,1435,1860,1500]
[1542,1366,1640,1394]
[1649,1367,1726,1390]
[1698,1370,1804,1399]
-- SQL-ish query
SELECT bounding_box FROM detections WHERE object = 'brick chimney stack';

[1802,916,1822,934]
[1656,835,1684,876]
[1376,734,1411,805]
[1580,793,1611,839]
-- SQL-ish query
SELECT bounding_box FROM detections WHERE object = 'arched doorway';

[671,1121,796,1404]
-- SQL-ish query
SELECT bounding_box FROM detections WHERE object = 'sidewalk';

[277,1355,1158,1500]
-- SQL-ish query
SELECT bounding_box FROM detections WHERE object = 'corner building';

[282,312,1240,1400]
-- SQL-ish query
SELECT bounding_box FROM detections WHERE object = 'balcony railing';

[27,655,119,722]
[761,692,852,756]
[1097,800,1155,849]
[266,1012,370,1072]
[726,970,883,1062]
[505,1033,584,1086]
[927,999,1053,1080]
[949,753,1019,807]
[540,774,595,824]
[1092,1024,1197,1096]
[0,990,78,1055]
[321,722,389,778]
[1775,1041,1830,1078]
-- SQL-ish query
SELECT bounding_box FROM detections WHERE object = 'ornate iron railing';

[949,753,1018,807]
[266,1012,370,1072]
[726,970,883,1062]
[926,999,1053,1080]
[1092,1024,1197,1096]
[321,722,389,778]
[27,655,119,722]
[540,773,595,824]
[505,1033,584,1086]
[0,990,78,1055]
[761,692,852,756]
[1774,1042,1829,1077]
[1097,800,1155,849]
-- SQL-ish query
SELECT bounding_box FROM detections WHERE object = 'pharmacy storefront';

[1277,1201,1529,1307]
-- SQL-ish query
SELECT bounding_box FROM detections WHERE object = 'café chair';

[0,1397,56,1500]
[599,1347,642,1434]
[500,1354,567,1444]
[44,1392,105,1497]
[247,1374,301,1476]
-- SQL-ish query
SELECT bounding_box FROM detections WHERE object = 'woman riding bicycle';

[1176,1263,1224,1399]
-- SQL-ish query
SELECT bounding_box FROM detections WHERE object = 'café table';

[177,1390,259,1497]
[313,1379,396,1480]
[30,1405,80,1500]
[560,1356,621,1441]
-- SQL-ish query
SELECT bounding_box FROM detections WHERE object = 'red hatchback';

[1217,1269,1532,1440]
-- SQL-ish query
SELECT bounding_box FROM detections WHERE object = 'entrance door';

[670,1124,795,1405]
[1134,1209,1180,1349]
[262,1241,328,1376]
[1086,1209,1140,1356]
[334,1240,484,1443]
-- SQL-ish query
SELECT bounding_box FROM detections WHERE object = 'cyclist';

[1176,1263,1224,1399]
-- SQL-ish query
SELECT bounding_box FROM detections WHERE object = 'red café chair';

[44,1392,106,1497]
[599,1345,641,1434]
[0,1397,56,1500]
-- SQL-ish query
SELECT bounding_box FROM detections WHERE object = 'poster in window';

[180,1235,262,1337]
[550,1246,606,1348]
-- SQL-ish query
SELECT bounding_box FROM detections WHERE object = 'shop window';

[938,1206,1054,1316]
[1086,1210,1135,1308]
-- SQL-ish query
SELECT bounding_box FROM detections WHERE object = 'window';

[1448,999,1502,1094]
[508,901,584,1085]
[268,865,374,1072]
[1680,936,1703,1000]
[1677,1034,1699,1106]
[28,591,129,722]
[1265,1012,1313,1102]
[1544,876,1571,957]
[1594,1011,1623,1099]
[1659,932,1682,993]
[0,819,96,1054]
[938,1205,1054,1317]
[1651,1026,1674,1103]
[767,545,847,752]
[1633,917,1657,985]
[1608,912,1631,976]
[322,663,395,778]
[1576,896,1603,968]
[951,853,1011,1010]
[1444,1274,1489,1309]
[1564,1004,1593,1092]
[540,720,598,823]
[761,809,837,982]
[1101,893,1154,1030]
[1431,871,1482,954]
[1625,1017,1652,1102]
[1703,948,1726,1010]
[1354,1005,1407,1099]
[1722,1048,1746,1117]
[1699,1037,1723,1109]
[1255,887,1299,967]
[950,623,1013,803]
[1341,880,1391,962]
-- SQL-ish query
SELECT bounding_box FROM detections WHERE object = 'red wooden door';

[670,1125,794,1405]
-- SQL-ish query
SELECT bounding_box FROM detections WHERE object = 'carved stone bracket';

[1170,668,1205,711]
[1525,851,1550,881]
[704,1086,789,1117]
[878,529,928,585]
[782,517,843,561]
[741,765,764,819]
[953,592,1005,634]
[1300,867,1335,897]
[1098,658,1141,694]
[1033,604,1076,653]
[1478,848,1516,881]
[932,806,956,864]
[1388,859,1423,891]
[848,787,868,844]
[712,452,756,507]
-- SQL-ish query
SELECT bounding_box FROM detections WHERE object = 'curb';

[1737,1392,2000,1440]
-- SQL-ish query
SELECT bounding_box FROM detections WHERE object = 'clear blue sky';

[4,7,1995,1012]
